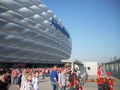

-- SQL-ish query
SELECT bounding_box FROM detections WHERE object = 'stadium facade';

[105,58,120,78]
[0,0,72,66]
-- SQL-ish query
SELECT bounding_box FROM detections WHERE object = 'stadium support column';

[71,61,74,73]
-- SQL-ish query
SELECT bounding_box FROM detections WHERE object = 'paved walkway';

[84,76,120,90]
[9,76,120,90]
[9,77,52,90]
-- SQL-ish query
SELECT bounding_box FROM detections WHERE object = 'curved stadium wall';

[0,0,72,64]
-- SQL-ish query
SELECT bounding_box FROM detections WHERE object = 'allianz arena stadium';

[0,0,72,66]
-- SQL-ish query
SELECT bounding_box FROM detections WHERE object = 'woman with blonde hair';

[20,69,27,90]
[22,73,33,90]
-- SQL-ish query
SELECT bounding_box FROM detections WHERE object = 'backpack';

[69,73,77,87]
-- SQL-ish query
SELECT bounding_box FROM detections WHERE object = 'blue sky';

[43,0,120,62]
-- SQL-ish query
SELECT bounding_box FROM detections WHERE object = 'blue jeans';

[60,86,66,90]
[51,81,58,90]
[98,84,105,90]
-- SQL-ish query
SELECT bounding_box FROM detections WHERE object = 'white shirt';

[58,73,67,86]
[23,80,33,90]
[20,75,26,90]
[32,77,39,90]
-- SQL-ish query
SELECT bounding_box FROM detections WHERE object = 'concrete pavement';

[9,76,120,90]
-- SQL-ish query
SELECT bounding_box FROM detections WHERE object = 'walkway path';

[84,76,120,90]
[9,76,120,90]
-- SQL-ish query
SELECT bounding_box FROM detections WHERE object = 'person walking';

[42,69,45,80]
[32,71,40,90]
[50,66,59,90]
[17,70,22,90]
[12,69,18,84]
[68,70,78,90]
[20,69,27,90]
[77,76,84,90]
[107,72,114,90]
[22,74,33,90]
[97,78,105,90]
[97,65,104,79]
[58,69,67,90]
[97,65,106,90]
[0,69,8,90]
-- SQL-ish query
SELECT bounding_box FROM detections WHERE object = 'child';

[23,74,33,90]
[32,71,40,90]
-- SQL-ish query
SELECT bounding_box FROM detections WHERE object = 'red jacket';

[108,78,114,90]
[97,68,103,79]
[97,78,105,85]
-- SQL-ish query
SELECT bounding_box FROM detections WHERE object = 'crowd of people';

[0,68,52,90]
[0,65,114,90]
[97,65,114,90]
[50,66,84,90]
[0,66,85,90]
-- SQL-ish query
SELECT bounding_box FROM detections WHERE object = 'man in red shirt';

[42,69,45,79]
[97,65,104,79]
[107,72,114,90]
[97,65,104,90]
